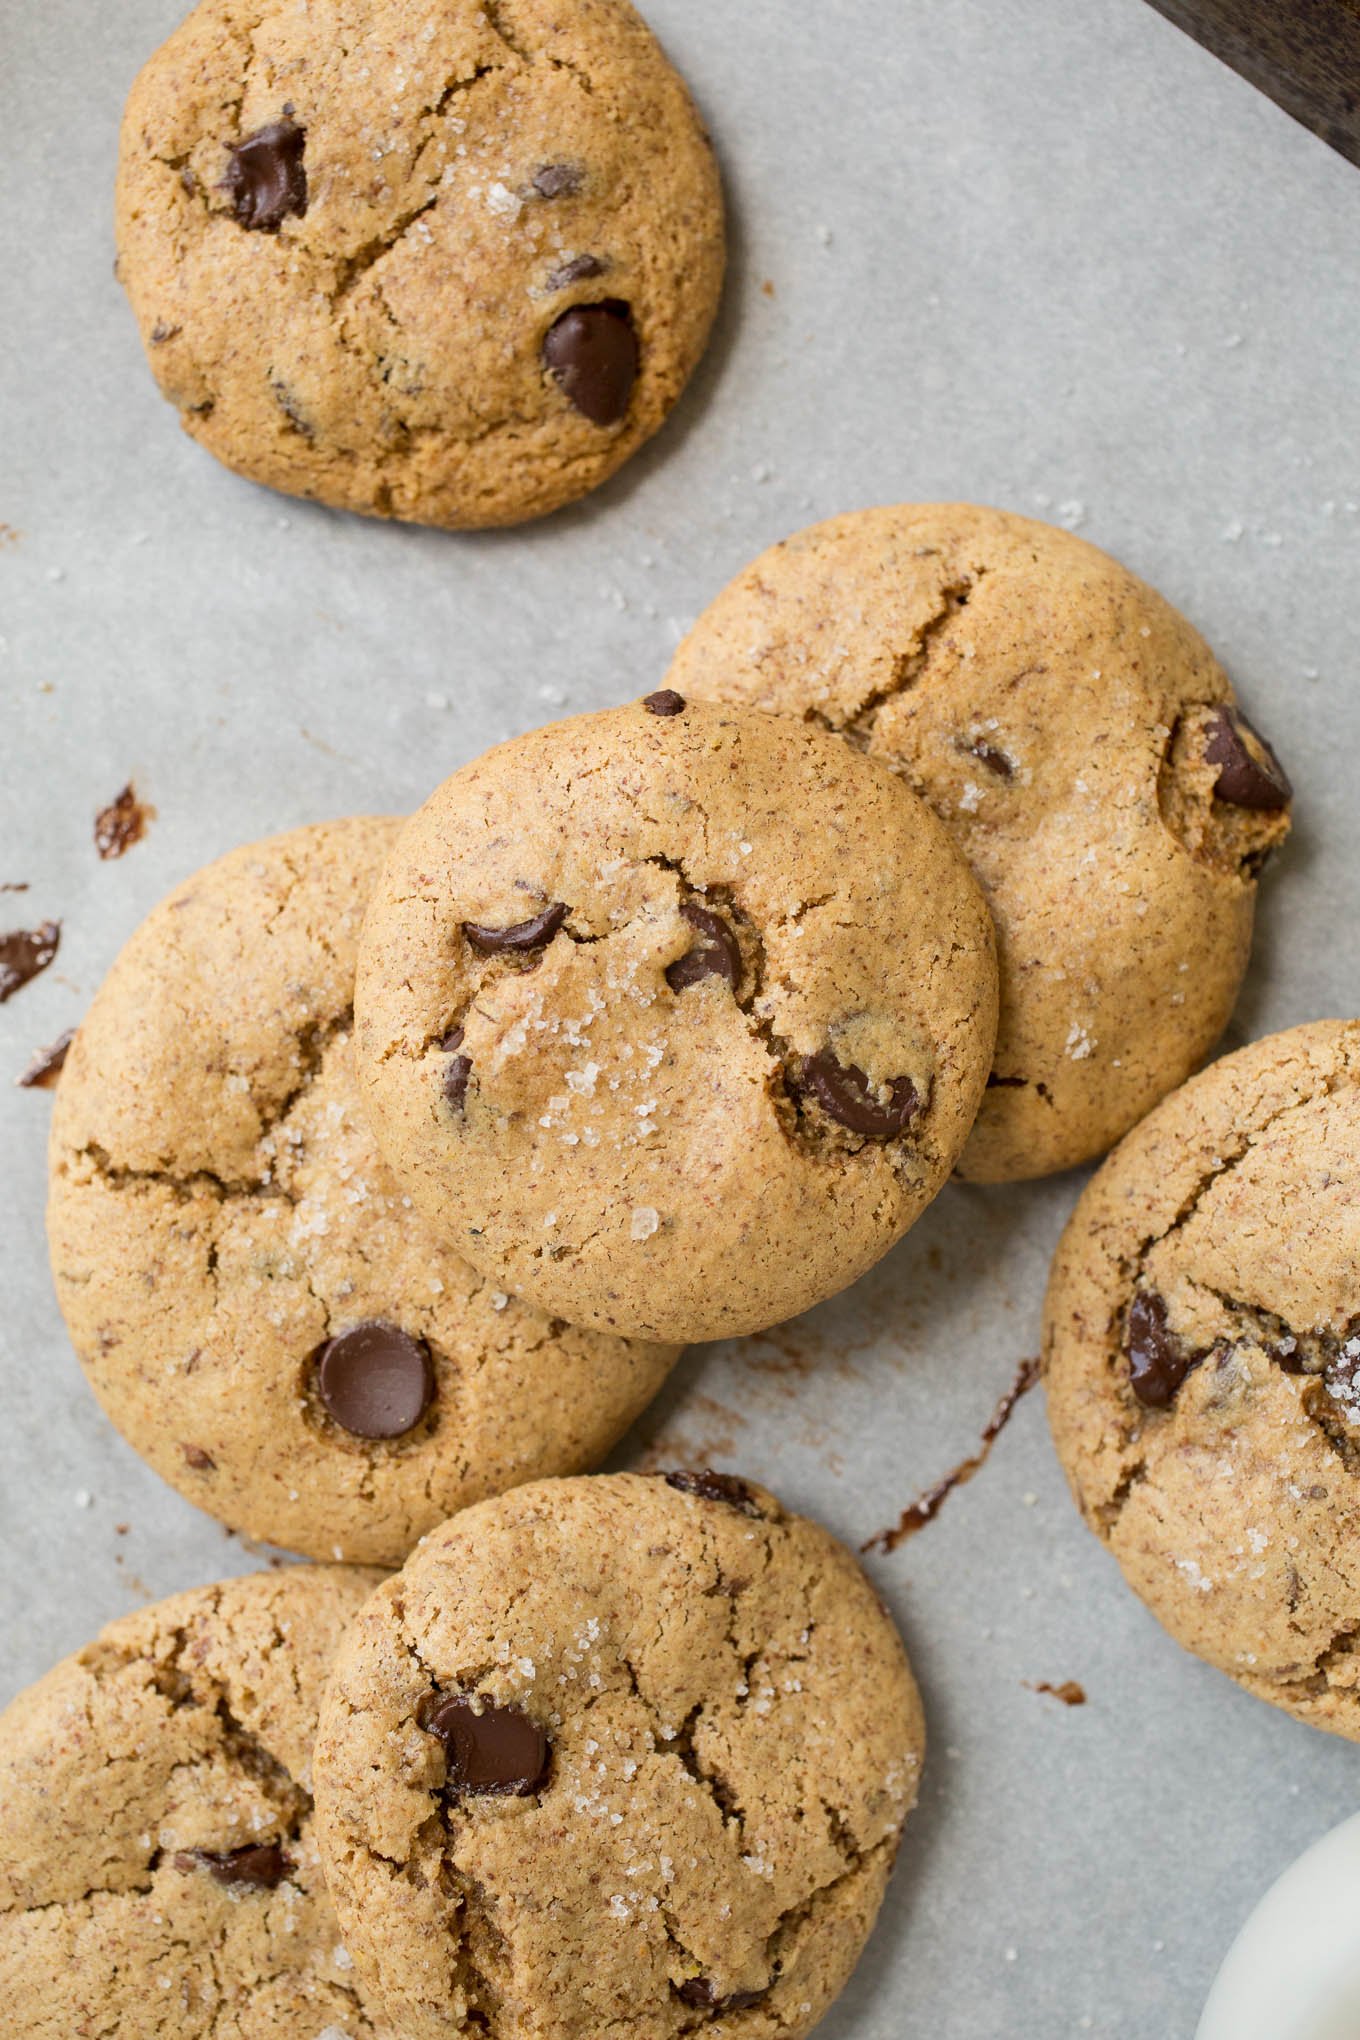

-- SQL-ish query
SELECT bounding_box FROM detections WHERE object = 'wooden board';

[1143,0,1360,167]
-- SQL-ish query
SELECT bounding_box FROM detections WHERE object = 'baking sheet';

[3,1,1359,2033]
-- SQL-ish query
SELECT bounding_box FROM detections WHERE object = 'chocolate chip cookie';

[669,505,1292,1182]
[116,0,724,528]
[313,1472,925,2040]
[354,697,999,1342]
[0,1567,395,2038]
[48,820,679,1564]
[1044,1019,1360,1738]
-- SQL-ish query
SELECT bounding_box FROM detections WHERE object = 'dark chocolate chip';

[0,922,60,1004]
[543,302,638,427]
[966,738,1014,779]
[314,1322,434,1439]
[463,903,569,955]
[532,162,582,199]
[547,252,606,290]
[986,1072,1026,1089]
[175,1843,293,1889]
[17,1027,74,1090]
[676,1980,766,2012]
[643,689,686,717]
[1204,707,1292,811]
[665,904,741,994]
[418,1693,550,1796]
[664,1469,762,1517]
[1125,1290,1204,1408]
[224,121,308,233]
[442,1025,473,1112]
[149,320,181,345]
[94,784,152,860]
[796,1050,920,1138]
[181,1442,216,1471]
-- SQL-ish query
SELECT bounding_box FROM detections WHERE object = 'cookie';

[115,0,724,528]
[0,1566,393,2038]
[354,696,999,1343]
[48,820,679,1565]
[669,505,1293,1183]
[1044,1019,1360,1739]
[313,1472,925,2040]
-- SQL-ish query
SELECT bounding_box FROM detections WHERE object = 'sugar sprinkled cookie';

[669,505,1292,1182]
[115,0,724,527]
[48,820,679,1563]
[354,696,999,1342]
[313,1472,925,2040]
[1044,1019,1360,1738]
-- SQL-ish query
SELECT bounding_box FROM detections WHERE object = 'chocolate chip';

[0,922,60,1004]
[1204,706,1292,811]
[224,121,308,233]
[665,904,741,994]
[417,1693,550,1797]
[533,162,582,198]
[547,252,606,290]
[664,1469,762,1517]
[149,320,180,345]
[1125,1290,1204,1408]
[181,1442,216,1471]
[314,1322,434,1439]
[676,1980,766,2012]
[966,738,1014,779]
[17,1027,74,1090]
[643,689,686,717]
[796,1050,920,1138]
[442,1025,473,1112]
[94,783,152,860]
[543,302,638,427]
[175,1843,293,1889]
[463,903,568,955]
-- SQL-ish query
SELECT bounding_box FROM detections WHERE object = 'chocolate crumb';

[17,1027,74,1089]
[1028,1679,1086,1707]
[0,921,60,1003]
[95,784,154,860]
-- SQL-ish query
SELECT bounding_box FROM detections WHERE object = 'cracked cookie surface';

[47,820,679,1564]
[1043,1019,1360,1738]
[0,1566,394,2039]
[668,505,1292,1183]
[353,697,999,1343]
[313,1471,924,2040]
[115,0,724,528]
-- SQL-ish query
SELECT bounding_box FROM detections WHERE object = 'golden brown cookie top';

[1044,1019,1360,1739]
[0,1567,394,2038]
[314,1473,924,2040]
[354,696,999,1342]
[48,820,678,1564]
[115,0,724,527]
[670,504,1292,1182]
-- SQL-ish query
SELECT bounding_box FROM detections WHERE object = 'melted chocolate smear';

[175,1843,293,1889]
[418,1693,550,1797]
[643,689,686,717]
[547,252,606,290]
[17,1027,74,1090]
[224,121,308,233]
[665,904,741,994]
[797,1049,920,1138]
[1204,706,1292,811]
[663,1468,763,1517]
[0,921,59,1004]
[1028,1679,1087,1708]
[94,783,153,860]
[543,301,638,427]
[863,1358,1040,1555]
[442,1024,473,1112]
[1125,1290,1205,1409]
[676,1980,766,2012]
[314,1322,434,1439]
[533,162,582,198]
[463,902,568,955]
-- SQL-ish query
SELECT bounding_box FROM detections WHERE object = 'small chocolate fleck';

[224,121,308,233]
[797,1050,920,1138]
[547,252,606,290]
[532,162,582,199]
[418,1693,550,1797]
[665,904,741,994]
[17,1028,74,1090]
[966,737,1014,779]
[181,1442,216,1471]
[1125,1290,1204,1408]
[676,1980,765,2012]
[643,689,686,718]
[149,320,181,345]
[543,301,638,427]
[442,1025,473,1112]
[1204,706,1292,811]
[664,1469,762,1517]
[94,783,153,860]
[0,921,60,1004]
[1029,1680,1086,1708]
[986,1072,1027,1089]
[463,902,568,955]
[314,1322,434,1439]
[175,1843,293,1889]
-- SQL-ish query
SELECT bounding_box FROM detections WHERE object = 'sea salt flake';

[630,1207,660,1241]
